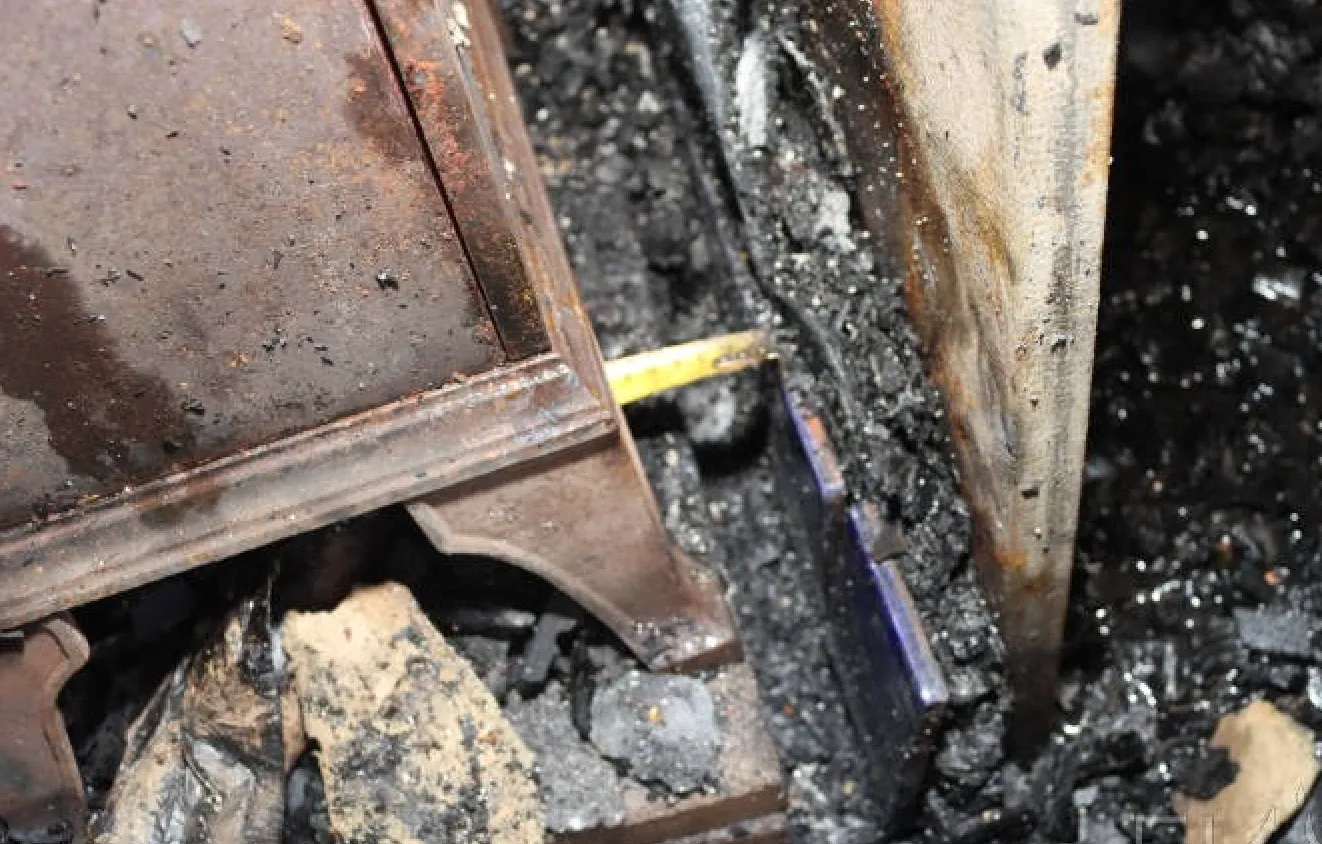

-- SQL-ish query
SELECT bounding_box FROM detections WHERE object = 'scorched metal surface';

[0,0,735,654]
[0,0,754,837]
[0,0,510,528]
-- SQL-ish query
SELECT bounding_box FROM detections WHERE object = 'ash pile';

[59,519,780,844]
[500,0,1322,842]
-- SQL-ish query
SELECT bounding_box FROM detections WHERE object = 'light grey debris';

[814,182,853,250]
[589,669,723,794]
[511,592,581,693]
[1252,265,1306,304]
[1234,607,1316,658]
[507,683,626,834]
[783,171,854,253]
[735,30,770,149]
[802,815,878,844]
[669,0,725,129]
[451,634,512,698]
[946,665,993,707]
[179,18,202,48]
[1309,667,1322,712]
[677,377,738,447]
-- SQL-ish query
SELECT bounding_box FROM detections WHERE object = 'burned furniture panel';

[0,0,507,530]
[1,0,748,831]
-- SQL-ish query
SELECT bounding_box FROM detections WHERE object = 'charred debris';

[36,0,1322,843]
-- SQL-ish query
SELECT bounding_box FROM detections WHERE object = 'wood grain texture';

[814,0,1119,730]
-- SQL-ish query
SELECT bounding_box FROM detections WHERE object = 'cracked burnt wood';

[807,0,1120,738]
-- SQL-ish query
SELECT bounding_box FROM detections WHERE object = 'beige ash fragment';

[283,582,542,844]
[1177,699,1321,844]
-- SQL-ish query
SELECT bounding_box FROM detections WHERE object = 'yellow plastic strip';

[604,329,775,406]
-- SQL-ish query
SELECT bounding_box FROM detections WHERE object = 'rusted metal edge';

[0,354,613,631]
[458,0,689,609]
[461,0,746,665]
[458,0,615,404]
[364,0,551,361]
[395,0,745,675]
[0,614,89,842]
[408,442,741,671]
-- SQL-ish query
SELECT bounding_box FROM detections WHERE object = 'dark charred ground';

[1062,0,1322,841]
[502,0,1322,841]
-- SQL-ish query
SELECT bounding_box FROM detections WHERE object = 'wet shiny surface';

[0,0,504,530]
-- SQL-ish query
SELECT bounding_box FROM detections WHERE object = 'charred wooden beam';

[808,1,1120,737]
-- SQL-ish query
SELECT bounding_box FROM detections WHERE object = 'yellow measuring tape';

[604,329,775,406]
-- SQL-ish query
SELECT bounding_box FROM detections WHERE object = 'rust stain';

[1081,78,1117,188]
[0,226,199,522]
[396,55,476,195]
[369,0,550,359]
[805,0,1029,617]
[342,50,418,164]
[138,470,224,528]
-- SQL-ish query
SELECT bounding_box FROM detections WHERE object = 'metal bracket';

[0,615,89,843]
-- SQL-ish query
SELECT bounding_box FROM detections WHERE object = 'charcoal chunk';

[1234,607,1316,658]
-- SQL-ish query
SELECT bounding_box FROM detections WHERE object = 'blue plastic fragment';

[847,503,949,718]
[773,377,948,829]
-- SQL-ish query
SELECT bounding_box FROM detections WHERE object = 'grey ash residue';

[504,0,1322,841]
[506,683,626,834]
[587,670,723,795]
[500,0,1003,840]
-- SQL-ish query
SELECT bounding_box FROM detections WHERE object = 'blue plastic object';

[773,377,948,828]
